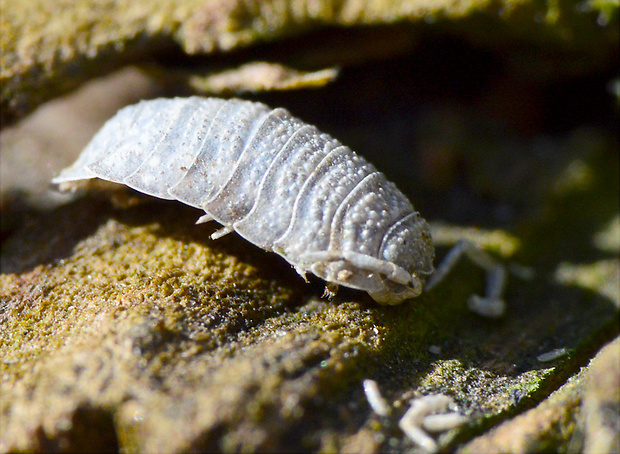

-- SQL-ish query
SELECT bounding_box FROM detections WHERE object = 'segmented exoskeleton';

[53,97,435,304]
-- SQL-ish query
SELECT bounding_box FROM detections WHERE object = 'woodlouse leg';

[294,266,309,282]
[425,239,507,318]
[322,283,339,299]
[195,213,214,224]
[210,226,233,240]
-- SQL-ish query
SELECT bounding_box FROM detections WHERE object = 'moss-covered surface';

[1,0,619,452]
[460,337,620,454]
[1,133,618,451]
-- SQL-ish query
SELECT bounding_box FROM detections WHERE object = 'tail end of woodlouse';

[51,161,100,195]
[50,180,81,193]
[50,176,96,194]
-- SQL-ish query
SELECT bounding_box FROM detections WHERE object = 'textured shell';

[53,97,434,304]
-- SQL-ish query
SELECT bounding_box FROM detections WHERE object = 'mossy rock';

[1,0,618,452]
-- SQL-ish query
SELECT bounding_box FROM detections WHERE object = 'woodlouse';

[53,96,444,305]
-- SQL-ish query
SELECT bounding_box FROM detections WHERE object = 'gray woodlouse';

[53,96,505,309]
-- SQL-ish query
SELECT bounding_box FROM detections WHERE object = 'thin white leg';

[211,226,233,240]
[195,213,214,224]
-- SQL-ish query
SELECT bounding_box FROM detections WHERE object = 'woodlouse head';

[323,255,424,305]
[303,244,431,305]
[367,271,425,305]
[370,214,435,304]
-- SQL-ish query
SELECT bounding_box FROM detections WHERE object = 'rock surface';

[2,0,618,125]
[1,0,618,452]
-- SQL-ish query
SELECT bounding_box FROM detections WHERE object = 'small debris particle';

[398,394,466,453]
[537,347,568,362]
[363,379,390,416]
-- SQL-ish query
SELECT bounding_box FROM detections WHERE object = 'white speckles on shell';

[52,97,434,304]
